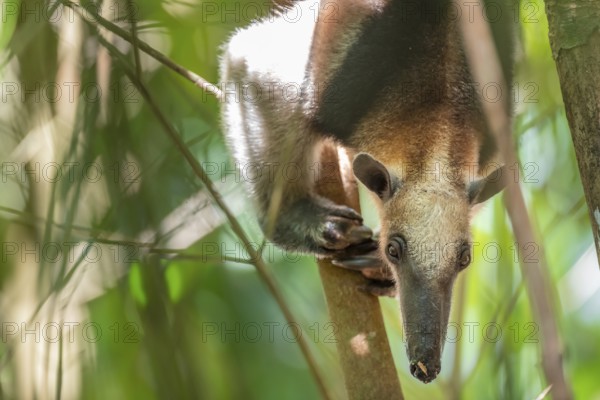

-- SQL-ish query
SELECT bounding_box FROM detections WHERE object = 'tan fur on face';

[380,184,470,285]
[351,104,481,286]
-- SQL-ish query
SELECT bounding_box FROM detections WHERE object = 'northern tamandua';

[220,0,514,383]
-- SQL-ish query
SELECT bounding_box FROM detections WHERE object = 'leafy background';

[0,0,599,399]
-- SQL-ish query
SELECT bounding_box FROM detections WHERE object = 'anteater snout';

[409,360,441,383]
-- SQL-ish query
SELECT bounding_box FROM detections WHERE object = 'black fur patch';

[313,0,452,141]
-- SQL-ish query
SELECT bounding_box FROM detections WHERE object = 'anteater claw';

[330,205,363,222]
[348,225,373,242]
[332,255,381,269]
[331,243,397,295]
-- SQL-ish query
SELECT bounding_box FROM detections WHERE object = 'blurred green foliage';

[0,0,599,399]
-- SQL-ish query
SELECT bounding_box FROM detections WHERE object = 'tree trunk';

[315,144,404,400]
[545,0,600,265]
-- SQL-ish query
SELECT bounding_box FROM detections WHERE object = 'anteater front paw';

[266,197,375,255]
[315,205,373,251]
[332,250,398,297]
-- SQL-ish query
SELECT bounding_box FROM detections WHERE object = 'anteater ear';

[468,165,507,204]
[352,153,399,201]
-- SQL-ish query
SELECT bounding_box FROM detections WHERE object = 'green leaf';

[128,263,147,306]
[0,0,19,50]
[165,264,183,303]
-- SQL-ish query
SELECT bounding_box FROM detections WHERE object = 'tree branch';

[90,31,333,400]
[456,1,572,398]
[62,1,403,396]
[58,0,222,99]
[315,144,404,400]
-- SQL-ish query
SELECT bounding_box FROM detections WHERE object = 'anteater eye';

[387,236,406,261]
[459,245,471,269]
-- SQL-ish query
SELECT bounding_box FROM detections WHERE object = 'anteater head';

[353,152,505,383]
